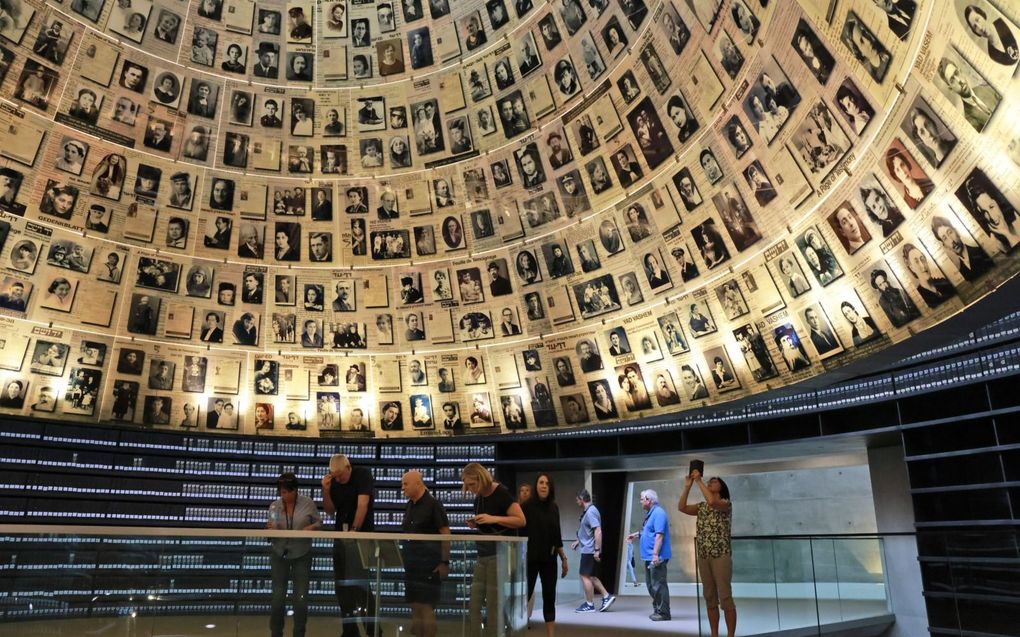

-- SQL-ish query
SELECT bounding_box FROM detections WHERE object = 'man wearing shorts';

[570,489,616,613]
[400,470,450,637]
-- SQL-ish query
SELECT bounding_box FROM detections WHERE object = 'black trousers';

[333,540,378,637]
[526,559,558,622]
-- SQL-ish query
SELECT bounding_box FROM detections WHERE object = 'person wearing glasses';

[268,472,322,637]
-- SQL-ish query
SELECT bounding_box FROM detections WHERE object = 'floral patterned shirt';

[696,500,732,559]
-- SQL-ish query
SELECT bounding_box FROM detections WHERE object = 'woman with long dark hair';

[522,473,567,636]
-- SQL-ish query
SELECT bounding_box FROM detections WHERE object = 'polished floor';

[1,595,893,637]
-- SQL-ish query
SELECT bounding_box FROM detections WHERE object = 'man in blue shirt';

[629,488,671,620]
[570,489,616,613]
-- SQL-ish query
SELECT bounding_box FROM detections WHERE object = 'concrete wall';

[868,445,926,637]
[624,463,879,585]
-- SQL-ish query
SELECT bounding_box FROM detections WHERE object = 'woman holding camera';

[268,472,322,637]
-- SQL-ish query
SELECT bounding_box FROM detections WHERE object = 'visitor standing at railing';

[679,470,736,637]
[627,489,671,621]
[400,470,451,637]
[268,472,322,637]
[322,453,379,637]
[522,473,569,636]
[462,462,526,637]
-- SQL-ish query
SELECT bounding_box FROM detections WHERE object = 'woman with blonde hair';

[462,462,526,636]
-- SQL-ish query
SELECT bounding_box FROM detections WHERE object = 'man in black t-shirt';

[400,470,450,637]
[322,453,378,637]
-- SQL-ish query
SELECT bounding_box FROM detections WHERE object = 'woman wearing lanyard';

[268,472,322,637]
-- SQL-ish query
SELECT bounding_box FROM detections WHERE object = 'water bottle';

[269,501,282,528]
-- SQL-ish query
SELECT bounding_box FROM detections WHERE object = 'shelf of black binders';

[0,419,500,620]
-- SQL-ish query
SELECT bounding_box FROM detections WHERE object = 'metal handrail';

[0,523,525,542]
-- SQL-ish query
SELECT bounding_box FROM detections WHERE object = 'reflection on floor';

[2,596,893,636]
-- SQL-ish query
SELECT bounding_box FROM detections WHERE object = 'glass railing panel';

[810,538,843,626]
[721,539,782,635]
[830,538,890,621]
[767,539,820,632]
[711,537,893,637]
[0,526,526,637]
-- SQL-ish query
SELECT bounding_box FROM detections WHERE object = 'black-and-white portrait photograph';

[542,241,574,279]
[865,260,922,328]
[31,341,69,376]
[642,249,672,292]
[896,241,957,310]
[927,210,994,283]
[135,257,181,292]
[733,323,778,382]
[743,60,801,145]
[72,0,105,23]
[15,59,58,110]
[882,139,933,210]
[773,323,811,372]
[639,44,671,94]
[934,47,1001,133]
[109,0,151,43]
[615,363,653,412]
[553,58,580,102]
[64,368,101,416]
[0,167,25,214]
[743,161,777,207]
[714,279,749,320]
[791,101,851,182]
[954,167,1020,254]
[46,239,93,274]
[834,78,874,136]
[497,90,530,140]
[712,186,761,252]
[572,274,621,320]
[670,244,700,283]
[714,29,744,80]
[703,346,741,394]
[956,0,1018,69]
[801,302,844,359]
[856,175,905,239]
[517,30,542,76]
[685,0,723,33]
[558,0,587,36]
[186,80,219,119]
[0,275,30,312]
[459,311,494,342]
[828,201,872,255]
[190,27,218,67]
[792,19,835,85]
[40,180,80,220]
[285,52,314,81]
[730,0,759,44]
[770,250,811,300]
[724,115,753,159]
[797,225,843,286]
[692,218,731,270]
[900,95,957,169]
[686,299,716,338]
[33,18,73,65]
[841,10,892,83]
[150,70,183,109]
